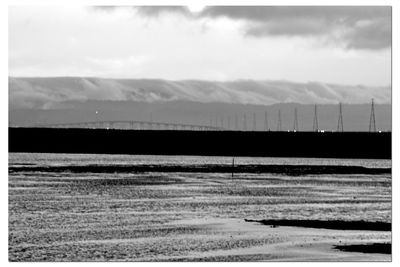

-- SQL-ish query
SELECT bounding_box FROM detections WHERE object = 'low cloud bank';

[9,77,390,109]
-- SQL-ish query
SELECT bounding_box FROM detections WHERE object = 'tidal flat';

[9,154,391,261]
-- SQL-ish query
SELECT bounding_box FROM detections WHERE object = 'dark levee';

[244,219,391,231]
[9,127,391,159]
[333,243,391,254]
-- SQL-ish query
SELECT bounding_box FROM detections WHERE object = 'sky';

[8,6,391,87]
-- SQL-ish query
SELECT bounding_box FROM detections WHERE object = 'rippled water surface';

[9,153,391,261]
[9,153,391,168]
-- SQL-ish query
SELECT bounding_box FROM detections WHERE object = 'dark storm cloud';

[129,6,390,50]
[90,6,390,50]
[200,6,391,50]
[343,18,391,50]
[200,6,390,23]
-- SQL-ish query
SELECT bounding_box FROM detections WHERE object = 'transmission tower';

[264,111,269,131]
[312,104,319,132]
[235,114,238,130]
[369,99,376,132]
[227,116,230,130]
[293,108,299,131]
[243,114,247,131]
[277,110,282,131]
[253,112,256,131]
[337,102,344,132]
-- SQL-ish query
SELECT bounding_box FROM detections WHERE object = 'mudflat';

[9,154,391,261]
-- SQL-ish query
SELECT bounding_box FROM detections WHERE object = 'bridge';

[34,120,224,131]
[23,99,382,132]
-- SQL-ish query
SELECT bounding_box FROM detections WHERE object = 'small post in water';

[232,157,235,179]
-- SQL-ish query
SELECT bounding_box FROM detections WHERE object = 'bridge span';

[34,120,224,131]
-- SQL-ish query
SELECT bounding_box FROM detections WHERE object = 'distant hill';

[9,77,390,109]
[9,77,391,131]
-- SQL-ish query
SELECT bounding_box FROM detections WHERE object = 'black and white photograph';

[6,1,395,262]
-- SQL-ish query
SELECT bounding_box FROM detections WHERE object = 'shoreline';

[333,243,391,254]
[8,164,391,175]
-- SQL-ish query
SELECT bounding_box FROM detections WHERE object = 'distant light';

[379,130,382,133]
[95,111,99,114]
[321,130,325,133]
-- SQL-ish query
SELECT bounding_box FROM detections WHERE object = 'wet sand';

[166,218,390,261]
[9,159,391,261]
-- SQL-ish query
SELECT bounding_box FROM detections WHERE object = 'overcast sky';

[9,6,391,86]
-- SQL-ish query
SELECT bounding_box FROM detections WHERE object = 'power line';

[337,102,344,132]
[277,110,282,131]
[369,98,376,132]
[235,114,238,130]
[253,112,256,131]
[293,107,299,131]
[312,104,319,132]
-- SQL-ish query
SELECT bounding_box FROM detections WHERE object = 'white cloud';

[86,55,151,76]
[8,6,391,86]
